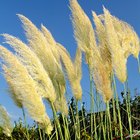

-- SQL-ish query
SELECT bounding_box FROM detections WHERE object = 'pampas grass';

[103,7,127,83]
[70,0,98,70]
[2,34,56,103]
[0,1,139,139]
[17,15,68,115]
[0,105,13,137]
[58,43,82,100]
[0,46,53,135]
[17,14,64,86]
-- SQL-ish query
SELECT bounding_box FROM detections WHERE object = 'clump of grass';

[0,46,53,135]
[0,0,139,139]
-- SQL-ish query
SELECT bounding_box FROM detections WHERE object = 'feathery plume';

[70,0,99,69]
[41,24,60,61]
[112,17,140,59]
[103,7,127,83]
[17,15,66,109]
[92,58,113,101]
[58,43,82,100]
[70,0,112,100]
[40,25,66,94]
[0,46,53,134]
[0,105,13,137]
[54,95,68,115]
[17,14,64,83]
[70,1,112,100]
[92,12,112,74]
[74,47,82,79]
[40,25,68,113]
[4,68,23,108]
[2,34,56,103]
[99,13,140,59]
[41,24,56,46]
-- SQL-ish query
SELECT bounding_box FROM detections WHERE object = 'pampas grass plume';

[103,7,127,83]
[0,105,13,137]
[2,34,56,103]
[0,46,53,134]
[58,43,82,100]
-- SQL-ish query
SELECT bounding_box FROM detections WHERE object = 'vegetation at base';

[0,92,139,140]
[0,0,140,139]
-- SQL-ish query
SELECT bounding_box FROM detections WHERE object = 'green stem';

[106,102,112,140]
[123,83,132,140]
[62,114,69,140]
[50,102,64,140]
[80,100,86,139]
[111,73,118,136]
[10,136,14,140]
[76,100,80,140]
[93,109,97,139]
[89,69,94,138]
[137,57,140,73]
[100,111,106,140]
[55,124,59,140]
[38,124,43,140]
[65,116,71,139]
[113,74,123,140]
[22,107,30,140]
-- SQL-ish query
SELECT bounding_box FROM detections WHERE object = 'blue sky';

[0,0,140,124]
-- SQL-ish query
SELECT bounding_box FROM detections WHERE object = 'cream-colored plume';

[40,25,66,94]
[103,7,127,83]
[54,95,68,115]
[112,17,140,59]
[70,0,112,101]
[40,25,68,113]
[0,46,53,134]
[57,43,82,100]
[99,12,140,59]
[17,14,65,86]
[41,24,60,61]
[17,15,66,109]
[92,57,113,102]
[3,34,56,103]
[92,12,112,74]
[70,0,99,70]
[0,105,13,137]
[4,68,23,108]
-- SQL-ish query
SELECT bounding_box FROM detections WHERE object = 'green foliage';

[0,92,139,139]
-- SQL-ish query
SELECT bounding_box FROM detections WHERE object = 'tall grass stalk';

[10,136,13,140]
[112,74,123,140]
[106,102,113,140]
[111,74,118,136]
[137,57,140,73]
[55,124,59,140]
[75,100,80,140]
[69,100,82,139]
[22,107,30,140]
[123,83,132,140]
[69,102,77,138]
[93,102,97,139]
[57,88,69,140]
[96,92,106,140]
[61,114,70,140]
[112,96,118,135]
[100,111,106,140]
[38,124,43,140]
[65,116,71,139]
[50,102,64,140]
[104,111,109,140]
[80,100,86,138]
[89,69,94,138]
